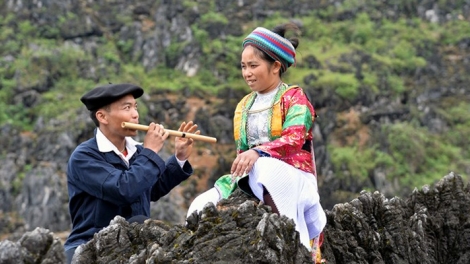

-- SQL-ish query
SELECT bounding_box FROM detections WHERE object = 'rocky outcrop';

[1,0,470,248]
[0,227,65,264]
[72,189,311,263]
[322,172,470,263]
[1,172,469,263]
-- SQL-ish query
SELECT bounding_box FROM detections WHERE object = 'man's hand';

[175,121,200,161]
[143,122,169,153]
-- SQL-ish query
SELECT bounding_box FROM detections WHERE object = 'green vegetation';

[316,73,360,100]
[0,0,469,194]
[328,145,380,183]
[329,120,467,190]
[384,122,463,187]
[12,164,32,196]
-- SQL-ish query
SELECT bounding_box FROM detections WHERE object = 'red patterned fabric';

[235,86,317,175]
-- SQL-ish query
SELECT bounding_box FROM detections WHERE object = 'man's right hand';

[143,122,169,153]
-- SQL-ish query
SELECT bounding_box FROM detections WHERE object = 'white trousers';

[186,157,327,250]
[187,187,221,218]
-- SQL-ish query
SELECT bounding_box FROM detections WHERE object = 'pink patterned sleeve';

[252,88,314,158]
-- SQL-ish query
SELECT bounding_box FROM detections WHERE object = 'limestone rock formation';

[1,0,470,240]
[0,227,65,264]
[321,172,470,264]
[1,172,470,263]
[72,188,311,263]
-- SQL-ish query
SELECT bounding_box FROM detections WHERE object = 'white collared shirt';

[96,128,140,166]
[95,128,186,167]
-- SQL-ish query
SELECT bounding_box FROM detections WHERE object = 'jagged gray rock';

[321,172,470,264]
[72,188,311,263]
[1,173,470,263]
[1,0,470,239]
[0,227,65,264]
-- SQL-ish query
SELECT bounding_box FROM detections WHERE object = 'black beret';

[80,83,144,111]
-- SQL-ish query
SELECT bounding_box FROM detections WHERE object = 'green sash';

[214,174,239,199]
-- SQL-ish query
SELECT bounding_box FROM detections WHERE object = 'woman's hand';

[231,149,260,178]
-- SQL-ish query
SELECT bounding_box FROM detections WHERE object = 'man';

[64,83,199,263]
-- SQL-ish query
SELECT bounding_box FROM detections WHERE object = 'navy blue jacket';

[64,135,192,250]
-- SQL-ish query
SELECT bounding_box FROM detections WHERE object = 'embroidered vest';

[234,83,304,151]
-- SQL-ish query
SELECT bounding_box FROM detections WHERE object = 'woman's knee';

[187,188,221,217]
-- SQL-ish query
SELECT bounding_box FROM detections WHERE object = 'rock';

[0,227,65,264]
[1,173,470,263]
[72,188,311,263]
[321,172,470,264]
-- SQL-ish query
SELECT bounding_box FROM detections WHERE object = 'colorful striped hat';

[242,27,296,73]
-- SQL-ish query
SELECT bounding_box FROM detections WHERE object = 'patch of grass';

[440,20,470,45]
[316,72,359,100]
[328,145,377,185]
[381,123,464,188]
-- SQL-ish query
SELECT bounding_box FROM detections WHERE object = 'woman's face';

[241,45,281,94]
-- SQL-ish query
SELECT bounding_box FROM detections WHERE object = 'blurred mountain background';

[0,0,469,241]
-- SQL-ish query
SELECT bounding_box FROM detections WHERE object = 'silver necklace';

[247,82,283,147]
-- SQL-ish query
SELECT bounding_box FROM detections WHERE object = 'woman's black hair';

[272,23,300,49]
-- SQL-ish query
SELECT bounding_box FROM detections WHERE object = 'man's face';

[100,94,139,137]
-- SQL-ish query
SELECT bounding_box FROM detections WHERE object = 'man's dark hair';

[89,105,111,127]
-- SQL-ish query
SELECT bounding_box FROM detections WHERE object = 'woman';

[187,23,326,261]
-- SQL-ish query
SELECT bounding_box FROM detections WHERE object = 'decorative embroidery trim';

[234,83,299,152]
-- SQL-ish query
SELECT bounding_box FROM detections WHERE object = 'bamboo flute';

[121,122,217,143]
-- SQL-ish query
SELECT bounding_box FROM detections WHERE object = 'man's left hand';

[175,121,200,161]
